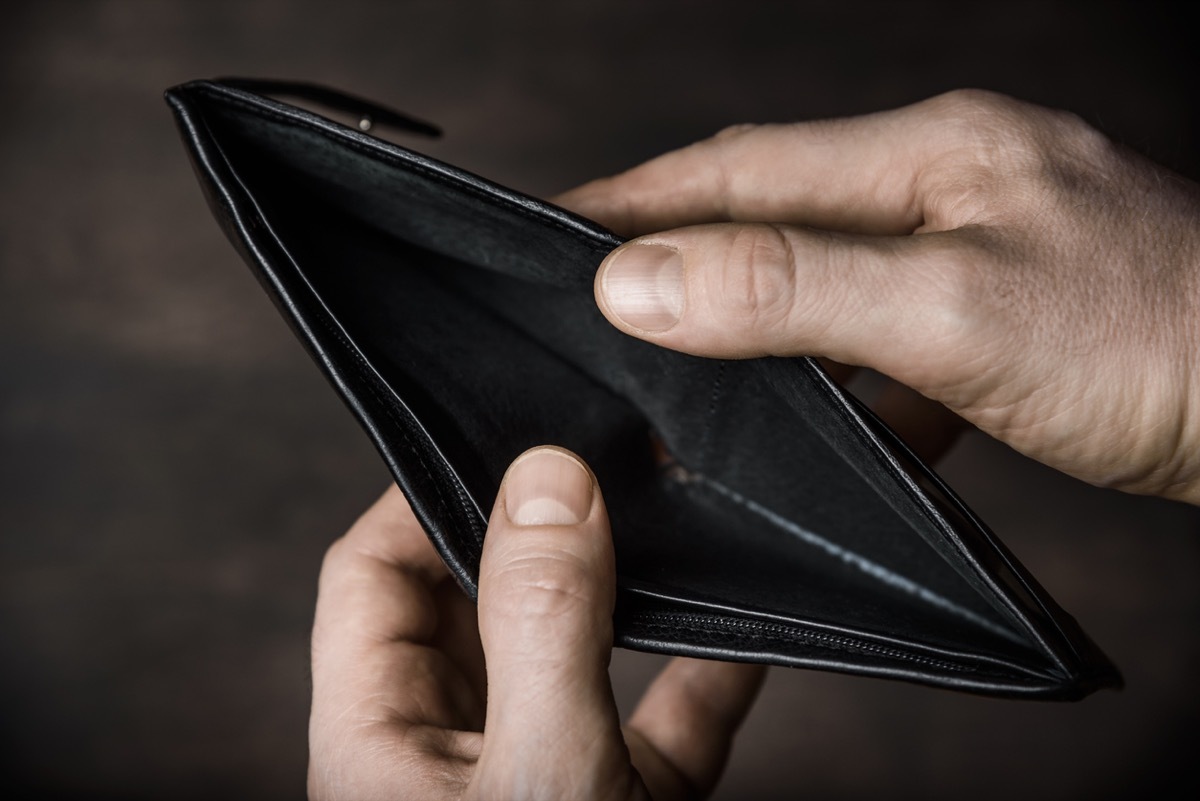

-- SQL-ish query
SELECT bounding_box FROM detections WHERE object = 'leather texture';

[165,78,1122,700]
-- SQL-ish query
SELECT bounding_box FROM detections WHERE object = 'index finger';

[307,487,486,799]
[309,484,480,732]
[313,484,448,648]
[552,90,1018,238]
[554,114,921,237]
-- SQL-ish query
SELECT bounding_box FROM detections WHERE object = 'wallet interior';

[170,82,1122,695]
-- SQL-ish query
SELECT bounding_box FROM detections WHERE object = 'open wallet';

[165,78,1122,700]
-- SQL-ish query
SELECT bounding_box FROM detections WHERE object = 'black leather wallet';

[165,79,1121,700]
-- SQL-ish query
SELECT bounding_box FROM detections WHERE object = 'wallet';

[165,78,1121,700]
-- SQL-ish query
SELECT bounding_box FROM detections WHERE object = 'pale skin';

[308,89,1200,800]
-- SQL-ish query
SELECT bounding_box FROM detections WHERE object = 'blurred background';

[2,1,1198,798]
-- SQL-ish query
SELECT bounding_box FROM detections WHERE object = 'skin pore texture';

[307,90,1200,800]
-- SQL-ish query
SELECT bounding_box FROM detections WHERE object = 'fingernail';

[600,244,683,332]
[504,448,594,526]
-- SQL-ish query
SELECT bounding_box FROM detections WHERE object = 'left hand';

[307,446,766,800]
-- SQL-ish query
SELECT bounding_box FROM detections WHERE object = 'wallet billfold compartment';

[166,79,1121,700]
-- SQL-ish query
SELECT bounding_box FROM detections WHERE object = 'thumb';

[470,447,640,799]
[593,224,984,392]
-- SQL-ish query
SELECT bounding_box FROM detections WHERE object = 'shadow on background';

[1,2,1198,799]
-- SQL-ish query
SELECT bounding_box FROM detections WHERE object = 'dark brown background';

[2,2,1198,799]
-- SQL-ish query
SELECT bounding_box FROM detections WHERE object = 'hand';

[558,89,1200,504]
[308,447,765,800]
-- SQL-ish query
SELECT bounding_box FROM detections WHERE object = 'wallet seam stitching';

[630,615,988,674]
[697,361,727,472]
[632,614,1042,681]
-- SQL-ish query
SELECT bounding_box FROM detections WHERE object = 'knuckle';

[921,92,1119,229]
[927,88,1039,157]
[931,87,1010,117]
[932,89,1113,174]
[929,88,1025,131]
[318,535,352,578]
[713,122,758,141]
[712,224,798,332]
[919,90,1079,226]
[702,124,766,214]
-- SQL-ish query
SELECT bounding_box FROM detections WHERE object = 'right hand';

[558,89,1200,505]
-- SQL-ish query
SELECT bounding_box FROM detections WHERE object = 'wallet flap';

[165,79,1122,699]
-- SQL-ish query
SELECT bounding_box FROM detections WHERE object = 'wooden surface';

[2,2,1198,798]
